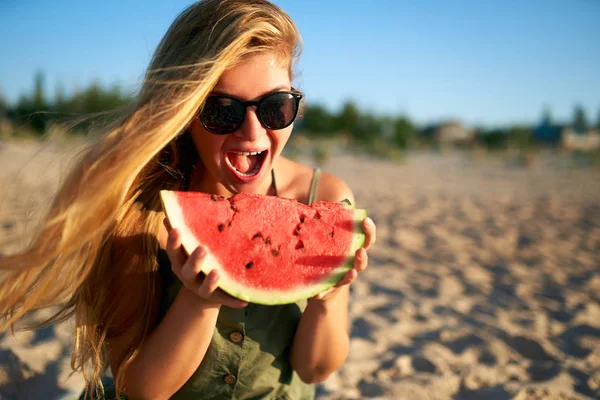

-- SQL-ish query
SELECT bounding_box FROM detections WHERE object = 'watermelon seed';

[218,224,225,232]
[271,249,279,256]
[329,231,335,237]
[265,237,271,245]
[210,194,218,201]
[230,205,236,211]
[245,262,254,269]
[295,240,304,250]
[300,215,306,223]
[252,233,262,240]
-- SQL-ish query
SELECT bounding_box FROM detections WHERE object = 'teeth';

[232,150,264,156]
[227,150,266,177]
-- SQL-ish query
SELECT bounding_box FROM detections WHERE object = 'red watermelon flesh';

[160,190,367,305]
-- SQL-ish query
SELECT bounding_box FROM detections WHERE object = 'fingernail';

[194,246,204,257]
[365,217,374,226]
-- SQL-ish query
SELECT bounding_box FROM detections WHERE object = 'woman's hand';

[311,216,376,301]
[164,218,248,309]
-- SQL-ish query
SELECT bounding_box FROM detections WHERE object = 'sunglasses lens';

[259,93,298,130]
[200,97,245,134]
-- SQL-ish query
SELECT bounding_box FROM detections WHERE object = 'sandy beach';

[1,139,599,399]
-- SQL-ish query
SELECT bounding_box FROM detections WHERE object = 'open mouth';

[225,150,268,180]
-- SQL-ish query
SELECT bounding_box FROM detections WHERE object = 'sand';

[0,139,599,400]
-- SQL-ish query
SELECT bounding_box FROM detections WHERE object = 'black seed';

[246,262,254,269]
[329,231,335,237]
[210,194,218,201]
[300,215,306,223]
[272,249,279,256]
[218,224,225,232]
[230,205,236,211]
[252,233,262,239]
[265,237,271,245]
[295,240,304,250]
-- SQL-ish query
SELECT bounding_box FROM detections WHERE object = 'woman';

[0,1,376,398]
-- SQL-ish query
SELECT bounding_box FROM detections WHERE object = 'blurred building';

[421,120,475,147]
[533,121,563,145]
[534,114,600,150]
[562,127,600,151]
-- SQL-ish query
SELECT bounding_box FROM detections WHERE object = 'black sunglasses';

[199,91,303,135]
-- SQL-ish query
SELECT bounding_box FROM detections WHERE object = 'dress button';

[229,331,243,343]
[224,374,236,385]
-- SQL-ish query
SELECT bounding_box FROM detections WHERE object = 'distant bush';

[300,104,339,137]
[5,71,134,136]
[508,126,535,150]
[478,129,508,151]
[393,117,415,149]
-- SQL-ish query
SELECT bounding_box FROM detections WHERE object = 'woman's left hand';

[312,216,376,301]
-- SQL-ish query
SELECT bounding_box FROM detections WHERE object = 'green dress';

[155,249,315,400]
[88,169,322,399]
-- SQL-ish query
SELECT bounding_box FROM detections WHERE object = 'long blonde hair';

[0,0,301,396]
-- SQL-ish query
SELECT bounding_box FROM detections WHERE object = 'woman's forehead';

[212,53,291,99]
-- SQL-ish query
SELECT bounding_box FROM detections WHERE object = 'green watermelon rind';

[160,191,367,305]
[160,190,204,258]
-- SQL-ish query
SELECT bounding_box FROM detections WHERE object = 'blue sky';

[0,0,598,126]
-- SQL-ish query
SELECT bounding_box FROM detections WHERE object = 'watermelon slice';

[160,190,367,305]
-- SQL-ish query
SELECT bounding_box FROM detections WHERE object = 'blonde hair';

[0,0,301,396]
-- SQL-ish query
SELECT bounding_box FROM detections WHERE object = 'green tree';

[479,128,508,150]
[508,125,534,149]
[33,70,46,110]
[302,104,337,136]
[83,80,102,113]
[393,116,414,149]
[573,104,588,132]
[0,90,6,117]
[55,81,66,113]
[351,112,381,144]
[337,100,359,136]
[14,72,48,133]
[541,106,552,125]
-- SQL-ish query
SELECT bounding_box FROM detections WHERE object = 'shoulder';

[275,157,355,205]
[315,170,355,205]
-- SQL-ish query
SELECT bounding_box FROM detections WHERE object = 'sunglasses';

[199,91,303,135]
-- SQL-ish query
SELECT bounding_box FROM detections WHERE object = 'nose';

[234,106,267,141]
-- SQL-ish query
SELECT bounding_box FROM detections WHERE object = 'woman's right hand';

[164,218,248,309]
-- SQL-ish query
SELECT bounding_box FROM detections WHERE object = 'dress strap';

[271,169,278,196]
[307,168,321,205]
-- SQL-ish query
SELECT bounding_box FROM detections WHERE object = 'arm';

[289,174,376,383]
[108,286,220,400]
[108,228,247,400]
[290,284,351,383]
